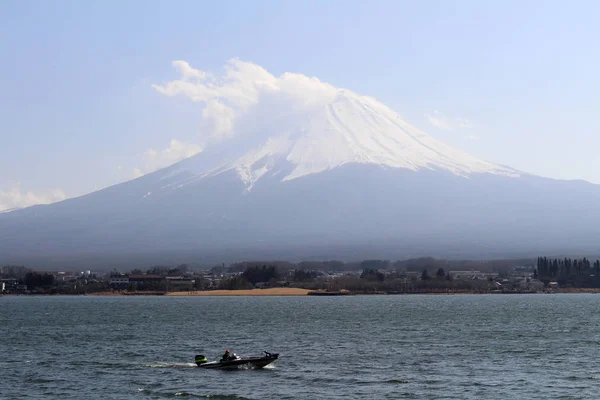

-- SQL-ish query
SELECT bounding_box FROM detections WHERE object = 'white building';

[450,271,499,280]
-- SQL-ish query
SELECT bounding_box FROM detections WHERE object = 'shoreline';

[8,288,600,297]
[166,288,311,296]
[88,288,312,296]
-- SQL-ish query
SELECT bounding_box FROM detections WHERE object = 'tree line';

[536,257,600,287]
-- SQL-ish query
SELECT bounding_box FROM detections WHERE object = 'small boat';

[195,351,279,370]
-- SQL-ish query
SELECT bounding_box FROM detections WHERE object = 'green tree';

[293,270,318,282]
[360,268,385,281]
[242,265,280,285]
[24,272,54,289]
[218,276,252,290]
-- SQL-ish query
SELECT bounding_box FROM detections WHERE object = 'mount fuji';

[2,62,600,268]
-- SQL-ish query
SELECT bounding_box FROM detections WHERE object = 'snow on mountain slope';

[145,59,522,193]
[159,91,520,193]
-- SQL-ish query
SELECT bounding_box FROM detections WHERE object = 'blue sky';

[1,0,599,209]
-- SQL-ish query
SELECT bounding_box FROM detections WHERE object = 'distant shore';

[87,288,312,296]
[164,288,600,296]
[11,287,600,297]
[166,288,311,296]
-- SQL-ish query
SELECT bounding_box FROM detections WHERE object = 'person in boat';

[221,349,234,361]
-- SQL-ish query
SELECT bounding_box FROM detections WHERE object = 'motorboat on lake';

[195,351,279,370]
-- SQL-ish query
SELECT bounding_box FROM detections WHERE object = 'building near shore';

[166,276,195,291]
[109,275,130,289]
[128,274,165,290]
[519,279,544,291]
[449,271,499,280]
[1,278,18,293]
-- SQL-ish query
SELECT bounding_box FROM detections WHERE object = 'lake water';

[2,294,600,399]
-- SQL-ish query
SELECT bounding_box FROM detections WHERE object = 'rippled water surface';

[2,294,600,399]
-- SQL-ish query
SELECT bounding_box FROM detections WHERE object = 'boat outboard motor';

[195,355,208,366]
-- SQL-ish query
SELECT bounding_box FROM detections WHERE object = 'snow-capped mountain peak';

[172,90,518,191]
[2,60,598,268]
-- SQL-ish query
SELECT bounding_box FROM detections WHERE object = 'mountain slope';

[169,91,519,192]
[1,91,599,268]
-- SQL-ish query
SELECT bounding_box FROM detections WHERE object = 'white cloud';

[152,58,338,143]
[457,118,473,129]
[133,139,203,177]
[0,184,67,211]
[202,100,236,137]
[172,60,207,80]
[425,111,476,137]
[132,168,144,179]
[425,110,454,131]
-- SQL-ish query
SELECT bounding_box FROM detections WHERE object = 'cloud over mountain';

[150,59,517,187]
[133,139,203,178]
[152,59,340,144]
[0,184,66,212]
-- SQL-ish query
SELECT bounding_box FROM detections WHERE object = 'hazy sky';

[2,0,599,210]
